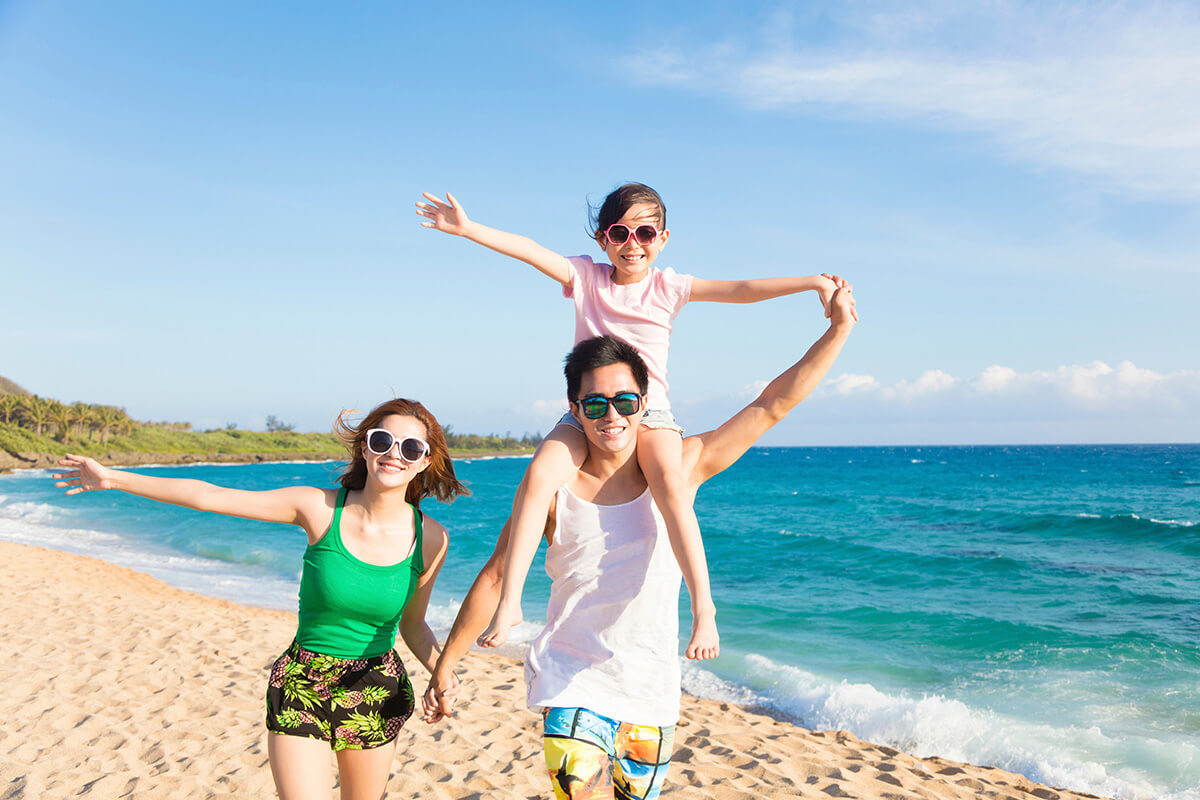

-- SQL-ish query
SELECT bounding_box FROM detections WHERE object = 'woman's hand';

[54,454,117,494]
[416,192,471,237]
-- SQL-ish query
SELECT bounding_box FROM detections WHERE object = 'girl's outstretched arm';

[691,273,857,320]
[53,454,330,531]
[416,191,572,286]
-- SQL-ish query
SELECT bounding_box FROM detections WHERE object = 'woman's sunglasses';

[365,429,430,462]
[574,392,643,420]
[603,223,662,246]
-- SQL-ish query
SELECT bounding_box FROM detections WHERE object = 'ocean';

[1,444,1196,799]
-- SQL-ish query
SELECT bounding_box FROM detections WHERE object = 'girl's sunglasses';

[603,223,661,246]
[574,392,642,420]
[365,429,430,462]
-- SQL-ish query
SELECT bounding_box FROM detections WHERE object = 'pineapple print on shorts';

[266,641,415,750]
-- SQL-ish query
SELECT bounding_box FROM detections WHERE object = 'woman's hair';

[335,398,468,508]
[590,182,666,241]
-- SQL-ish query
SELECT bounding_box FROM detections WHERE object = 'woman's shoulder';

[418,512,448,544]
[417,512,449,567]
[291,486,342,543]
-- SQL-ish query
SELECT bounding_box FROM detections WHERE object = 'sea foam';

[0,504,299,612]
[691,653,1200,800]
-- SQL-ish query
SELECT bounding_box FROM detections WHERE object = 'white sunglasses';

[365,429,430,462]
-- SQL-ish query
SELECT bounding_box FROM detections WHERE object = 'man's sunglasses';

[603,223,662,246]
[365,429,430,462]
[574,392,643,420]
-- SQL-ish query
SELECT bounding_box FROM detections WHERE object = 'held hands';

[815,274,840,318]
[53,454,117,494]
[826,276,859,327]
[421,669,461,724]
[415,192,471,237]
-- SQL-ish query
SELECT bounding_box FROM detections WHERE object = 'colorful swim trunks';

[265,641,414,751]
[542,706,675,799]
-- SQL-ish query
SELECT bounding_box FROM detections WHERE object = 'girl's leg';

[268,733,333,800]
[478,424,588,648]
[335,741,399,800]
[637,428,719,660]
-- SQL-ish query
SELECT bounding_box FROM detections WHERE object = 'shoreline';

[0,540,1114,800]
[0,448,535,473]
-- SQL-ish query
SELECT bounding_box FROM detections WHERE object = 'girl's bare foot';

[476,604,524,648]
[685,610,719,660]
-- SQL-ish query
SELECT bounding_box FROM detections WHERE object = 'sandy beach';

[0,540,1109,800]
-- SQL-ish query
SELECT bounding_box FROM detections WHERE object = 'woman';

[53,398,467,800]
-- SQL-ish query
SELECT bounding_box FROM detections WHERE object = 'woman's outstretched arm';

[53,453,331,531]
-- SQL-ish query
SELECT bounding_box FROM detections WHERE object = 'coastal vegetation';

[0,376,540,470]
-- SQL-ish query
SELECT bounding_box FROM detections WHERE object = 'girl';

[53,398,467,800]
[416,183,838,661]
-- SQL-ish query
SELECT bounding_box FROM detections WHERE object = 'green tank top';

[295,488,425,658]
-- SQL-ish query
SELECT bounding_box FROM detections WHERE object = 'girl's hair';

[335,398,469,508]
[590,183,666,241]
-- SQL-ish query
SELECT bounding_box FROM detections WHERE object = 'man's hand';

[828,279,858,326]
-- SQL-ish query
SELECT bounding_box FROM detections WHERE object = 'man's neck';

[570,439,647,505]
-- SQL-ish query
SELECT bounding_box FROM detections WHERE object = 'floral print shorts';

[265,641,414,751]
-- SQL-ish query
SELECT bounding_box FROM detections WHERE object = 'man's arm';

[421,518,509,722]
[684,285,857,488]
[422,507,557,722]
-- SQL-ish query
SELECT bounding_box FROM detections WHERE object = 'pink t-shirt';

[562,255,693,410]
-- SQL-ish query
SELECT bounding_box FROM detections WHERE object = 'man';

[425,283,857,798]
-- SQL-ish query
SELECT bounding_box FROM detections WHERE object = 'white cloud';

[887,369,959,401]
[622,2,1200,201]
[974,365,1018,393]
[815,360,1200,415]
[827,373,880,395]
[988,359,1186,410]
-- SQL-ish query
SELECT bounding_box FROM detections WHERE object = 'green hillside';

[0,376,30,396]
[0,376,538,470]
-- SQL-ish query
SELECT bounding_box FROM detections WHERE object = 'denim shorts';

[555,408,683,435]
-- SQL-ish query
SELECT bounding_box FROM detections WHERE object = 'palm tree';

[114,409,137,438]
[71,402,97,441]
[0,394,19,424]
[19,395,54,436]
[95,405,123,444]
[49,401,76,444]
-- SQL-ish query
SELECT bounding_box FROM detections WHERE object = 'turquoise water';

[1,445,1197,799]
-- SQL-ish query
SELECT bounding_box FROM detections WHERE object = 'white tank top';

[524,485,683,726]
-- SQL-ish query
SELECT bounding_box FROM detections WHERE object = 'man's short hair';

[564,336,650,401]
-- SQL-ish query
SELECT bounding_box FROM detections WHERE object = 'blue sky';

[2,1,1197,445]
